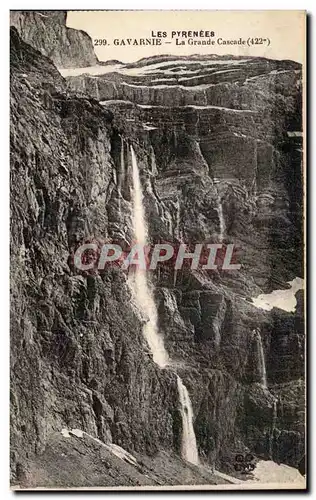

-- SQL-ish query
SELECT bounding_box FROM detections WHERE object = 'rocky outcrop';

[10,13,305,488]
[10,11,98,67]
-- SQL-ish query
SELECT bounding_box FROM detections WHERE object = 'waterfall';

[113,169,117,185]
[216,198,226,242]
[129,145,169,368]
[177,376,199,465]
[129,145,199,464]
[115,137,124,215]
[254,330,267,387]
[272,399,277,423]
[94,78,100,101]
[119,136,126,194]
[173,270,178,287]
[175,197,181,240]
[269,398,277,457]
[150,146,158,176]
[119,137,124,191]
[173,197,181,286]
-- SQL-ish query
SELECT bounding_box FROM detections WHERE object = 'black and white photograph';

[9,10,306,490]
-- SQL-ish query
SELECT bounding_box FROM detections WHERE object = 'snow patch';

[108,443,138,466]
[214,470,243,484]
[137,103,253,113]
[287,131,303,138]
[100,99,133,106]
[143,123,158,130]
[70,428,84,438]
[60,427,139,467]
[59,59,249,78]
[251,277,304,312]
[252,460,305,485]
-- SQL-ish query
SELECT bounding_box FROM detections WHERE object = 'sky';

[66,10,305,64]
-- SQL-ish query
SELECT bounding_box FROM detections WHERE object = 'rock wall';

[10,11,98,68]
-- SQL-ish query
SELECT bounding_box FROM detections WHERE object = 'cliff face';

[10,11,98,68]
[10,28,182,486]
[10,15,305,489]
[65,53,303,287]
